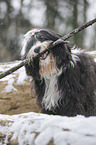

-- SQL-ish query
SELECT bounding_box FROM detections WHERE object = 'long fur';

[22,29,96,116]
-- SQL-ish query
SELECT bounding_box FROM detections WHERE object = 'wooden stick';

[0,18,96,79]
[0,60,28,79]
[51,18,96,46]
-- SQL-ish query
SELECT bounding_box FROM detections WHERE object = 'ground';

[0,61,40,115]
[0,81,40,115]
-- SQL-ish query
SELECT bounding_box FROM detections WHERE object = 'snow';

[0,61,28,93]
[3,78,17,93]
[0,52,96,145]
[0,112,96,145]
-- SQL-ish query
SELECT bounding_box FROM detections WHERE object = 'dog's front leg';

[25,56,45,107]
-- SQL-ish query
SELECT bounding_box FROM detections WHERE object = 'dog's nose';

[34,47,40,53]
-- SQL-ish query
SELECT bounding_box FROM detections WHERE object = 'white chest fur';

[42,74,60,110]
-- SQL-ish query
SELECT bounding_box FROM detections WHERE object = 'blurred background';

[0,0,96,62]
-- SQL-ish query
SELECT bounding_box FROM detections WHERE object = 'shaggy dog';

[21,29,96,116]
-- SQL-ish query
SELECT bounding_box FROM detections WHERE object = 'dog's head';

[21,29,71,76]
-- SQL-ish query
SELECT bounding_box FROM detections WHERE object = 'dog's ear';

[54,43,71,59]
[64,43,72,60]
[51,43,71,68]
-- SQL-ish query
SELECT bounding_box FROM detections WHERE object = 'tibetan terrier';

[21,29,96,116]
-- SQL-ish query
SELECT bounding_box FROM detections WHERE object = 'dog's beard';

[39,54,56,75]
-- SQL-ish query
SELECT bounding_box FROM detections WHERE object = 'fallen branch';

[0,60,28,79]
[46,18,96,48]
[0,18,96,79]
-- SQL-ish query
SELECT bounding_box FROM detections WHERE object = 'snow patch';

[3,78,17,93]
[0,112,96,145]
[0,61,28,93]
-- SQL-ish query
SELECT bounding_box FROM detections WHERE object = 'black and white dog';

[21,29,96,116]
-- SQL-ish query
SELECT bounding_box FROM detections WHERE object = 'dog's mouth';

[40,51,49,60]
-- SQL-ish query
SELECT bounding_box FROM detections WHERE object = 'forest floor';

[0,61,40,115]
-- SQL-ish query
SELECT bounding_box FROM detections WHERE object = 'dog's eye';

[34,47,40,53]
